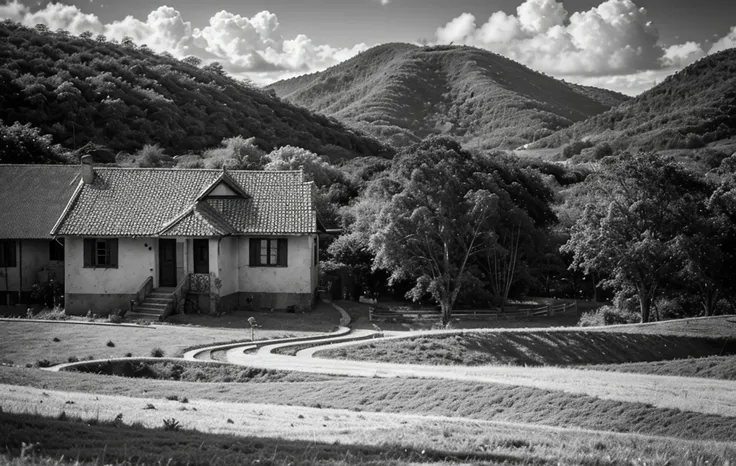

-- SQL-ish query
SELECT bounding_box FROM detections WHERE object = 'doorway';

[159,239,177,287]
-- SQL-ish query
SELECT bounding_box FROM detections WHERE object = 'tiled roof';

[0,165,81,239]
[53,168,316,237]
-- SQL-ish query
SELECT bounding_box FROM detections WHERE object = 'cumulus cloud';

[709,26,736,54]
[661,41,705,68]
[435,0,663,76]
[0,1,367,79]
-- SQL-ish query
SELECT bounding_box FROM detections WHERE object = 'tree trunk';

[701,284,718,317]
[440,299,452,327]
[639,292,651,323]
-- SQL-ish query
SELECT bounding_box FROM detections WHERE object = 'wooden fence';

[368,301,578,322]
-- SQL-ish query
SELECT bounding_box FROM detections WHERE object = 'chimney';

[81,154,95,184]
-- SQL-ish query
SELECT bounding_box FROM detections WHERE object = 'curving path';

[48,303,736,419]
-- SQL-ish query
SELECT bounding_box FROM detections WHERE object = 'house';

[0,165,81,306]
[1,158,320,317]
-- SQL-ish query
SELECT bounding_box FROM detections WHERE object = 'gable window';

[49,239,65,262]
[0,240,16,267]
[249,238,287,267]
[83,238,118,268]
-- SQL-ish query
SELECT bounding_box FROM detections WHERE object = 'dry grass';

[317,330,735,367]
[2,367,735,442]
[592,355,736,380]
[1,386,735,466]
[602,315,736,338]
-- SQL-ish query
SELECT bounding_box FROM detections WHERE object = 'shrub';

[34,359,52,368]
[578,305,640,327]
[106,340,115,347]
[150,347,165,358]
[28,306,68,321]
[67,356,78,363]
[30,279,64,308]
[107,310,124,324]
[162,418,181,431]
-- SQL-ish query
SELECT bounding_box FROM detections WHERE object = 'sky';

[1,0,735,95]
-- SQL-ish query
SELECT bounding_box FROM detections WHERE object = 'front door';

[159,239,177,287]
[193,239,209,273]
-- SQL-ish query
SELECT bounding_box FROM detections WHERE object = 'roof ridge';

[93,167,305,174]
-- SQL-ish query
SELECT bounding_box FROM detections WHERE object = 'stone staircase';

[128,287,174,320]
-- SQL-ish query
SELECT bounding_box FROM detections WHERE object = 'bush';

[30,279,64,308]
[28,306,68,321]
[106,340,115,347]
[578,305,640,327]
[151,347,165,358]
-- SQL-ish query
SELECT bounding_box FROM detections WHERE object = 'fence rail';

[368,301,578,322]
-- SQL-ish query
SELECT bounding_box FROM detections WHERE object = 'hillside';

[532,49,736,151]
[267,43,622,149]
[0,22,391,160]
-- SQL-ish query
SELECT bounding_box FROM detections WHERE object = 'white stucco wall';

[237,235,314,294]
[218,236,238,297]
[65,237,157,295]
[0,240,60,295]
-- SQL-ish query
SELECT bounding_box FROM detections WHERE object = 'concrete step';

[134,306,166,313]
[144,297,170,304]
[148,293,172,299]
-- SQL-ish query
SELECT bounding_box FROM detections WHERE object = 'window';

[249,238,287,267]
[83,238,118,268]
[0,240,16,267]
[49,239,65,261]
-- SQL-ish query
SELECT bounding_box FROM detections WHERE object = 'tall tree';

[562,153,709,322]
[369,138,500,325]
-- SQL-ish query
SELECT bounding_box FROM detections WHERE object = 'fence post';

[547,303,552,316]
[369,307,373,322]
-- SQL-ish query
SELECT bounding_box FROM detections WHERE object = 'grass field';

[3,408,733,466]
[317,329,736,367]
[0,307,339,366]
[2,366,735,442]
[592,355,736,380]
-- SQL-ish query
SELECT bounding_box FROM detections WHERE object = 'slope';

[533,48,736,151]
[267,43,621,149]
[0,22,391,160]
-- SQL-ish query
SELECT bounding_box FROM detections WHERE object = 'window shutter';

[109,239,118,268]
[83,239,94,267]
[249,238,259,266]
[277,238,288,266]
[8,240,16,267]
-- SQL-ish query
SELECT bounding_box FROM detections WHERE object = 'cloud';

[0,1,367,79]
[709,26,736,54]
[661,41,705,68]
[436,0,663,76]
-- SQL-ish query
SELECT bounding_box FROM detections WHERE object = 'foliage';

[363,138,555,323]
[0,21,391,161]
[30,279,64,308]
[267,43,622,150]
[577,305,640,327]
[202,136,266,170]
[26,306,67,321]
[150,347,164,358]
[534,48,736,151]
[562,153,716,322]
[0,120,70,164]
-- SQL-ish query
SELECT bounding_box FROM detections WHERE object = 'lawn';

[3,408,733,466]
[0,317,329,367]
[592,355,736,380]
[601,315,736,338]
[2,366,735,442]
[316,329,736,367]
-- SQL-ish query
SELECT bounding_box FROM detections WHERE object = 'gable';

[208,183,240,197]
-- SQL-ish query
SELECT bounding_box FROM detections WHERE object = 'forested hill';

[266,43,623,150]
[0,22,391,160]
[533,49,736,151]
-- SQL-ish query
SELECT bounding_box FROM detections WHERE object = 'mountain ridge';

[267,43,630,149]
[0,21,392,161]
